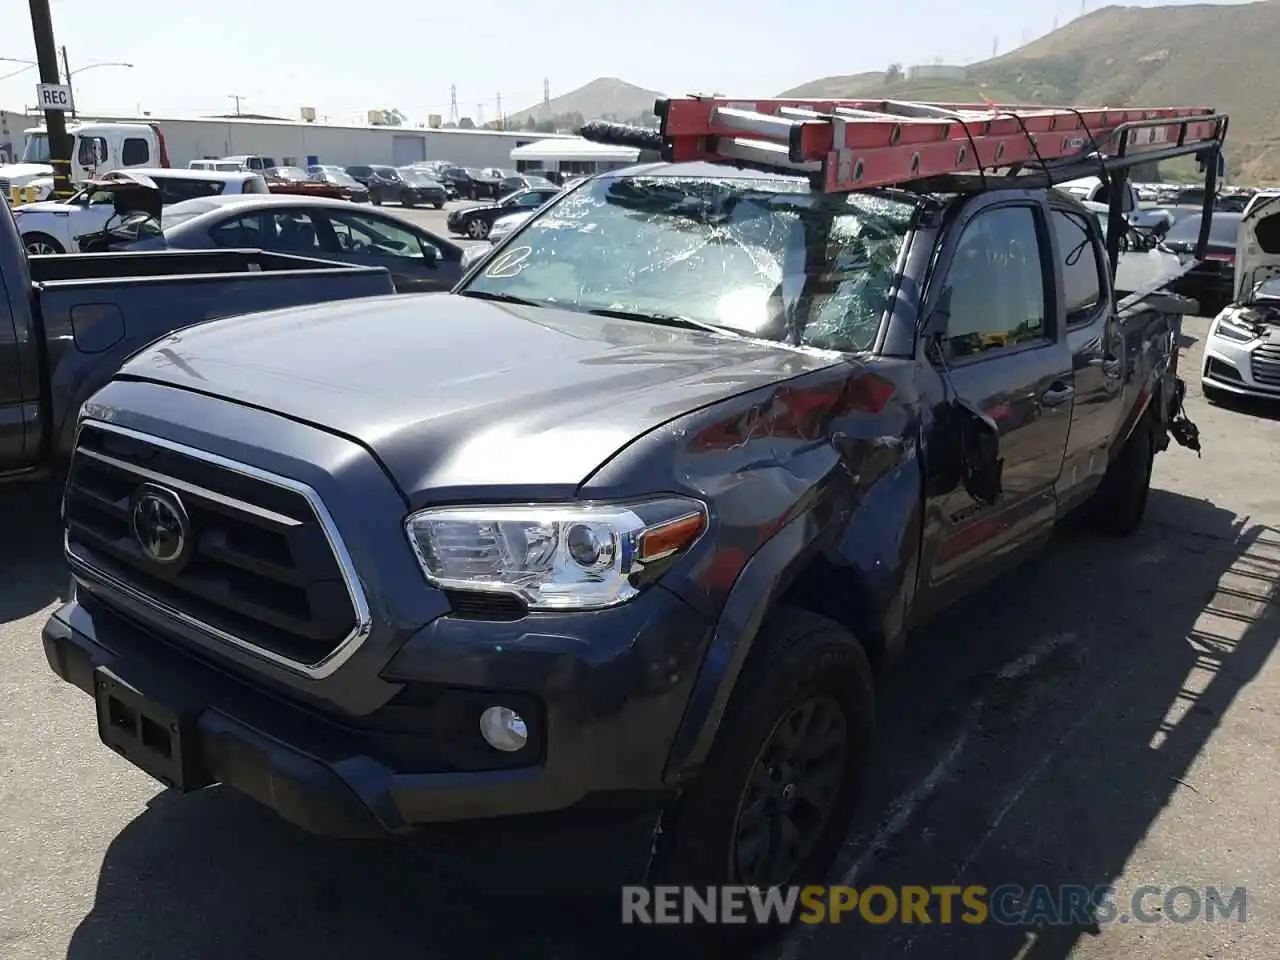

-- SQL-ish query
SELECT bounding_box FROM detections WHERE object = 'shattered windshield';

[459,174,918,352]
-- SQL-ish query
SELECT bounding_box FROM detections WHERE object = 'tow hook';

[1168,380,1202,456]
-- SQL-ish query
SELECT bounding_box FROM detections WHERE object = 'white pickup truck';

[0,121,168,205]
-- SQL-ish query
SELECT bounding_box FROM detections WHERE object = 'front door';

[918,200,1074,609]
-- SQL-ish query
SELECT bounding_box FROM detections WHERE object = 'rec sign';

[36,83,73,111]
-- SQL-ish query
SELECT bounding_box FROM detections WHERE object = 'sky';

[0,0,1259,125]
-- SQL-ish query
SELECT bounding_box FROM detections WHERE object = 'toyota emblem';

[130,483,190,566]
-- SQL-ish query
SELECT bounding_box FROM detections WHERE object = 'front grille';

[1250,344,1280,388]
[63,421,369,674]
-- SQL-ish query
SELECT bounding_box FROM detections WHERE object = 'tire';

[402,191,415,209]
[24,232,65,255]
[650,606,874,948]
[433,201,444,210]
[466,218,490,240]
[1089,414,1154,537]
[371,192,382,206]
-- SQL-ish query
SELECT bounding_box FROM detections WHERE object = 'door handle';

[1041,382,1075,408]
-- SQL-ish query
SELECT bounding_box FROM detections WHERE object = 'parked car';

[1160,210,1243,316]
[11,168,270,255]
[445,185,561,239]
[433,163,479,199]
[466,167,502,199]
[127,194,464,293]
[497,174,556,198]
[408,162,459,199]
[1200,192,1280,401]
[220,155,275,172]
[486,209,535,242]
[345,165,446,207]
[395,167,449,208]
[307,167,371,202]
[264,166,353,201]
[0,185,394,484]
[188,159,246,172]
[38,138,1203,936]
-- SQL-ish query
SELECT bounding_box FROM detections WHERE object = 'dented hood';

[1235,192,1280,303]
[117,294,842,500]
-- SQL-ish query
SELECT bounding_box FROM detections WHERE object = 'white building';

[61,112,578,169]
[509,137,644,176]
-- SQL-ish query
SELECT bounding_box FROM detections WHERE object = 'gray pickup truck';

[0,192,396,486]
[40,99,1219,947]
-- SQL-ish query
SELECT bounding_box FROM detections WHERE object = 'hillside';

[507,78,665,126]
[782,2,1280,182]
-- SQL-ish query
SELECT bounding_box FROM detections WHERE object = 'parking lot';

[1,315,1277,960]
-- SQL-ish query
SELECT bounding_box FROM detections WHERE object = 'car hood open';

[1236,193,1280,303]
[116,294,841,502]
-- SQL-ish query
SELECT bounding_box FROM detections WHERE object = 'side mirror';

[421,243,439,264]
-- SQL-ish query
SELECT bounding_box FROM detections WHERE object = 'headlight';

[1214,317,1257,342]
[405,498,708,610]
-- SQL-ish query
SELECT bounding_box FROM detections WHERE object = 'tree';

[523,115,539,132]
[458,116,476,129]
[884,63,904,83]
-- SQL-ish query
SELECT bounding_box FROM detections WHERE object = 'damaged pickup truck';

[42,97,1216,939]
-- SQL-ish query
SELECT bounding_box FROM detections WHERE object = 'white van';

[188,159,246,172]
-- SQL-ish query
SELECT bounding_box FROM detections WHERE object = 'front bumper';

[1201,330,1280,399]
[44,575,709,838]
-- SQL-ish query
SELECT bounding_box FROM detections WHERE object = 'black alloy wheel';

[731,694,849,886]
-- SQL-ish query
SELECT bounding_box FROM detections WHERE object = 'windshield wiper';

[457,289,543,307]
[585,307,734,335]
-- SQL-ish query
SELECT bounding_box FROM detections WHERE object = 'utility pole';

[495,93,503,130]
[543,78,550,110]
[28,0,73,198]
[477,103,485,126]
[229,94,243,116]
[448,83,458,124]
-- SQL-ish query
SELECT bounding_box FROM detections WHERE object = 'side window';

[208,215,266,248]
[943,206,1048,360]
[261,212,324,253]
[514,192,546,207]
[327,213,428,259]
[121,137,150,166]
[155,178,224,205]
[1051,210,1104,325]
[77,136,108,166]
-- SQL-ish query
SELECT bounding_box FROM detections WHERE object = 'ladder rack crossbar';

[647,96,1227,194]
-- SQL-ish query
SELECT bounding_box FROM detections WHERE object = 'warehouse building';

[17,110,577,170]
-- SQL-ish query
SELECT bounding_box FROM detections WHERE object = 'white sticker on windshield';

[485,245,532,278]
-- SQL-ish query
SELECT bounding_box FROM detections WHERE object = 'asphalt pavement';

[1,316,1276,960]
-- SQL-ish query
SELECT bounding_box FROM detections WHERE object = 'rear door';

[919,196,1074,605]
[317,209,461,292]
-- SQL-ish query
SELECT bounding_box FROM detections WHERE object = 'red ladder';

[653,97,1224,193]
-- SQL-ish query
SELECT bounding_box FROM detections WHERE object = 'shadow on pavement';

[787,486,1278,958]
[1,479,67,622]
[64,488,1274,960]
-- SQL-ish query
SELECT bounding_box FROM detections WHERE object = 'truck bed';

[28,248,396,465]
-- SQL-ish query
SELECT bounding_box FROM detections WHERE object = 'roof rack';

[590,97,1227,195]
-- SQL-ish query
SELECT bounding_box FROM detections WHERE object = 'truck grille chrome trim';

[63,420,373,680]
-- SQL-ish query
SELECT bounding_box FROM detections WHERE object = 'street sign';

[35,83,73,112]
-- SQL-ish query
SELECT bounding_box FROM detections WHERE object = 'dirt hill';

[782,2,1280,183]
[507,78,665,125]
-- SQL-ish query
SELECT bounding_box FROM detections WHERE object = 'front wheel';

[466,218,490,240]
[24,232,65,255]
[651,607,873,946]
[433,201,444,210]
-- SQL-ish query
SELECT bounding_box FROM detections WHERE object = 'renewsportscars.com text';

[621,884,1248,926]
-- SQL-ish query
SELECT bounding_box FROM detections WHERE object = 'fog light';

[480,705,529,752]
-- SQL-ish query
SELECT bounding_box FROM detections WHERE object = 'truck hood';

[116,294,841,500]
[1236,193,1280,303]
[0,162,54,182]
